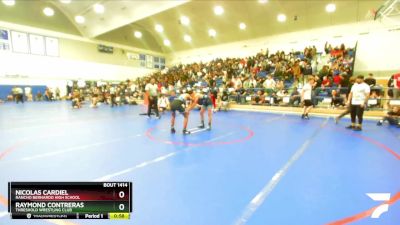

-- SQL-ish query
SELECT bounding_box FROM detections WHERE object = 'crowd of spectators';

[131,42,395,109]
[5,86,61,102]
[3,42,400,112]
[66,80,141,108]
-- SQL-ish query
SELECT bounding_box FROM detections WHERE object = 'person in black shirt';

[387,75,394,98]
[289,88,301,106]
[218,91,229,111]
[331,89,345,108]
[364,73,376,87]
[339,73,350,94]
[335,76,356,123]
[377,107,400,127]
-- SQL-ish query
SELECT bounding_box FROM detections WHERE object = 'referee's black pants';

[147,96,159,117]
[350,104,364,125]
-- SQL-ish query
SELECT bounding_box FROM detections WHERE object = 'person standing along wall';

[15,86,24,104]
[109,85,117,107]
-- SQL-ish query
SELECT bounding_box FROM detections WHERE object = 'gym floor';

[0,102,399,225]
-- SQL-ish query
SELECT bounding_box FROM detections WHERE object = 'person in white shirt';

[248,77,257,88]
[130,83,137,93]
[263,76,276,89]
[233,77,242,90]
[301,77,315,119]
[24,87,32,101]
[145,78,160,118]
[346,75,370,131]
[158,94,170,113]
[77,80,86,89]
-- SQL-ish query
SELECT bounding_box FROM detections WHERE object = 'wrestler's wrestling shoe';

[198,122,205,129]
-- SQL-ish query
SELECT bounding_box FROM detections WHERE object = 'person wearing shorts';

[301,77,315,119]
[196,88,213,130]
[170,90,196,135]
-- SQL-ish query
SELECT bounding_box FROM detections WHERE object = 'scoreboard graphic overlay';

[8,182,132,220]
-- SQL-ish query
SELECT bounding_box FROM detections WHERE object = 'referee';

[346,75,370,131]
[145,78,160,119]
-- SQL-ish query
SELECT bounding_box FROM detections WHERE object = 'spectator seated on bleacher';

[236,88,247,104]
[257,71,267,78]
[158,94,170,113]
[275,80,284,91]
[275,89,289,105]
[289,88,301,106]
[302,60,313,75]
[7,93,13,102]
[332,73,343,87]
[263,75,276,88]
[217,90,229,111]
[365,73,376,87]
[318,65,330,80]
[44,88,54,101]
[329,44,346,58]
[370,85,383,97]
[252,91,265,105]
[72,89,81,109]
[242,77,253,89]
[26,93,33,101]
[313,75,321,87]
[321,76,332,89]
[368,91,382,108]
[331,89,345,108]
[233,76,242,91]
[263,75,276,94]
[36,91,43,101]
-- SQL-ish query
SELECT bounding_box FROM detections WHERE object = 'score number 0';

[118,191,125,211]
